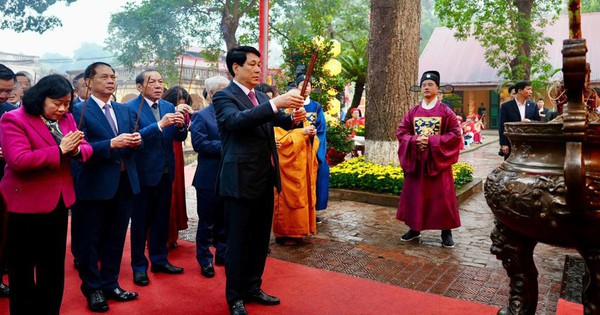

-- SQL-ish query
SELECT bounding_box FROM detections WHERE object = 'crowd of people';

[1,44,570,315]
[0,44,334,315]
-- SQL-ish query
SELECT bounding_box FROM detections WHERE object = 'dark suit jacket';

[125,94,187,187]
[72,99,147,199]
[499,99,541,146]
[0,102,17,179]
[212,82,294,200]
[190,105,221,190]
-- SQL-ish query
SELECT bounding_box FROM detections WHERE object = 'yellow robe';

[273,125,319,238]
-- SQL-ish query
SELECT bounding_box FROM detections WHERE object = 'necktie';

[151,103,161,121]
[103,104,118,136]
[248,91,259,107]
[46,120,63,145]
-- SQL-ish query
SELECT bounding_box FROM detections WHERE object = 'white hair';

[204,76,229,95]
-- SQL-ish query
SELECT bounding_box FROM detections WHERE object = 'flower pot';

[326,148,347,166]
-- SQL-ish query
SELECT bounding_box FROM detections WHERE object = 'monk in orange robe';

[273,124,319,245]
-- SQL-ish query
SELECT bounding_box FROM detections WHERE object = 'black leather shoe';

[151,262,184,274]
[200,263,215,278]
[0,282,9,297]
[103,287,138,301]
[86,290,109,313]
[229,300,247,315]
[215,256,226,266]
[133,271,149,286]
[246,289,280,305]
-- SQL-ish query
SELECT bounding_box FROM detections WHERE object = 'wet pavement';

[180,130,576,314]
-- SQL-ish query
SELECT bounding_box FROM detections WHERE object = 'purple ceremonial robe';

[396,102,462,231]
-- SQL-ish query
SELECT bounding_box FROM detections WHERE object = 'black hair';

[0,64,15,81]
[508,85,516,94]
[84,62,114,80]
[514,81,532,93]
[73,72,85,86]
[226,46,261,77]
[22,74,74,116]
[135,69,159,85]
[255,83,274,94]
[537,98,544,102]
[295,74,314,86]
[162,86,192,106]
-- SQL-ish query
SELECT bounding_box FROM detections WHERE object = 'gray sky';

[0,0,138,57]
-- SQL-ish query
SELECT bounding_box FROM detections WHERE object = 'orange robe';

[273,126,319,238]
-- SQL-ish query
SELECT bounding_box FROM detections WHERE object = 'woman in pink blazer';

[0,74,92,315]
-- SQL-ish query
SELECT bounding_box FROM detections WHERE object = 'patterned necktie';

[103,104,118,136]
[248,91,259,107]
[45,119,63,145]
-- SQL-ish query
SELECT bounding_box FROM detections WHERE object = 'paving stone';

[179,131,577,314]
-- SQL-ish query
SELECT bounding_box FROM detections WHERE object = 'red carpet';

[1,231,500,314]
[556,298,583,315]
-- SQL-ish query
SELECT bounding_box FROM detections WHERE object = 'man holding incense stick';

[125,69,187,287]
[213,46,306,315]
[71,62,144,312]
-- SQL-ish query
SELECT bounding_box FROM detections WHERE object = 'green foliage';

[434,0,563,85]
[420,0,440,53]
[107,0,258,81]
[582,0,600,12]
[329,157,474,194]
[278,35,347,109]
[0,0,77,33]
[326,120,355,155]
[442,93,463,108]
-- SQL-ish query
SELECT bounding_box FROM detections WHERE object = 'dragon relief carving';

[485,169,568,222]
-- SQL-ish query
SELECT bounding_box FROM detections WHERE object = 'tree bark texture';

[366,0,420,165]
[511,0,534,79]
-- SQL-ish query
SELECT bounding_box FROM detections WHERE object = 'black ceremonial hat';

[420,70,440,87]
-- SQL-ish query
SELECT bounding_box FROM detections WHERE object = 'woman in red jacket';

[0,74,92,315]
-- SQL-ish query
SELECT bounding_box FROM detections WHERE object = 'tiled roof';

[419,12,600,87]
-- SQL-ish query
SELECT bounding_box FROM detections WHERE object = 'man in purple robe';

[396,70,462,248]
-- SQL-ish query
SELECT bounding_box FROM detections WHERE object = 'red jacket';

[0,107,92,214]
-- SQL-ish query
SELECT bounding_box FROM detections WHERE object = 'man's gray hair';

[204,76,229,94]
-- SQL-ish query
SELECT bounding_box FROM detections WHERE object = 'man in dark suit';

[499,80,541,159]
[72,72,89,104]
[0,63,17,298]
[71,62,155,312]
[125,69,187,287]
[213,46,306,315]
[536,98,552,121]
[190,75,230,278]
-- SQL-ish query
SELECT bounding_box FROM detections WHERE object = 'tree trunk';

[220,15,239,51]
[366,0,420,165]
[511,0,534,79]
[343,76,366,122]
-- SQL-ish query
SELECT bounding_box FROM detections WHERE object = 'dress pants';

[7,201,68,315]
[224,189,274,304]
[0,200,7,279]
[195,188,227,266]
[72,173,133,295]
[131,174,172,272]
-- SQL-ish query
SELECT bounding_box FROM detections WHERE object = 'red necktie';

[248,90,259,107]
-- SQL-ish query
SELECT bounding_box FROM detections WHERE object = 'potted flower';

[326,120,355,166]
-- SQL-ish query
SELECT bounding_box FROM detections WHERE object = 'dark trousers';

[131,174,172,272]
[195,188,227,266]
[224,190,274,304]
[7,202,68,315]
[72,173,133,295]
[0,200,7,280]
